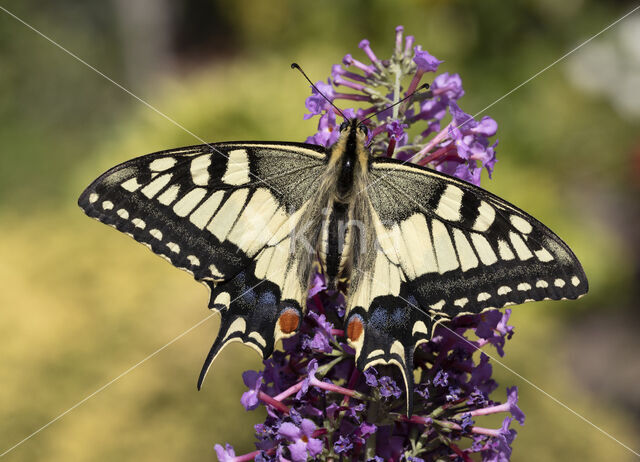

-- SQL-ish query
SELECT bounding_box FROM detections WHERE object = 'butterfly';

[79,117,588,414]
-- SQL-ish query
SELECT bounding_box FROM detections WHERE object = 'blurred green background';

[1,1,639,460]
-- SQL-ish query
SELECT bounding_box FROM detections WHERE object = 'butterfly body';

[79,120,587,414]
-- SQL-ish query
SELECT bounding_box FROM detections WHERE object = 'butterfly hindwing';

[345,157,588,413]
[79,141,328,382]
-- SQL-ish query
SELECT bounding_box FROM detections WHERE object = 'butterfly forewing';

[79,142,328,381]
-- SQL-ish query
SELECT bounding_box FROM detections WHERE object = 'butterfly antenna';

[360,83,430,126]
[291,63,348,121]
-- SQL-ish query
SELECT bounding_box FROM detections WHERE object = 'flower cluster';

[215,27,521,461]
[305,26,498,186]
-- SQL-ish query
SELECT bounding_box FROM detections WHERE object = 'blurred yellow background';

[1,1,639,461]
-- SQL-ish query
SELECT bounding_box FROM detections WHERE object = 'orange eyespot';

[278,308,300,334]
[346,316,364,342]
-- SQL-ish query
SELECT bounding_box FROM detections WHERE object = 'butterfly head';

[338,118,369,146]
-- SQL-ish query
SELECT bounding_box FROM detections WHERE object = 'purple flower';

[302,330,332,353]
[307,271,327,298]
[378,375,402,399]
[303,80,334,120]
[214,443,236,462]
[359,421,377,439]
[431,72,464,102]
[446,386,462,402]
[386,119,409,147]
[416,382,430,399]
[334,435,353,454]
[460,413,474,432]
[364,367,379,387]
[278,419,324,461]
[475,310,502,339]
[240,370,263,411]
[434,370,449,387]
[413,45,443,72]
[506,387,525,425]
[305,111,340,147]
[296,359,319,399]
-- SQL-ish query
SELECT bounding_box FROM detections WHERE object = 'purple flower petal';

[278,422,301,441]
[242,370,262,389]
[378,375,402,399]
[300,418,316,436]
[307,437,324,457]
[364,367,378,387]
[413,45,443,72]
[506,387,525,425]
[333,435,353,454]
[240,389,259,411]
[434,370,449,387]
[214,443,236,462]
[288,440,309,462]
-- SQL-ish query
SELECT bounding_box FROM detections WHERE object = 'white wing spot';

[223,318,247,340]
[510,215,533,234]
[571,276,580,286]
[187,255,200,266]
[121,178,142,192]
[173,188,207,217]
[454,297,468,308]
[117,209,129,219]
[209,263,224,279]
[222,149,250,185]
[102,201,114,210]
[141,173,172,199]
[517,282,532,291]
[149,229,163,240]
[190,191,225,229]
[497,286,512,296]
[213,291,230,307]
[497,240,515,260]
[191,155,211,186]
[157,184,181,205]
[432,219,459,273]
[89,193,99,203]
[435,184,464,221]
[430,300,445,311]
[535,248,554,262]
[472,201,495,232]
[554,278,566,288]
[166,242,180,254]
[477,292,491,302]
[536,280,549,288]
[470,233,498,266]
[453,229,479,271]
[149,157,177,171]
[510,232,533,260]
[412,321,429,336]
[132,218,146,229]
[248,332,267,348]
[208,189,249,241]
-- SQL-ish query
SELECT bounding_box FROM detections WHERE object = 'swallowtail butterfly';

[79,117,587,414]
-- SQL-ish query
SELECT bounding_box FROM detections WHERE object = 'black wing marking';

[345,157,588,414]
[79,142,327,384]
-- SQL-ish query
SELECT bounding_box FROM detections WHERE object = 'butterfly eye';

[339,121,349,132]
[358,124,369,136]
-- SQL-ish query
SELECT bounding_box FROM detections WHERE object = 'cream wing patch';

[435,184,463,221]
[222,149,250,185]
